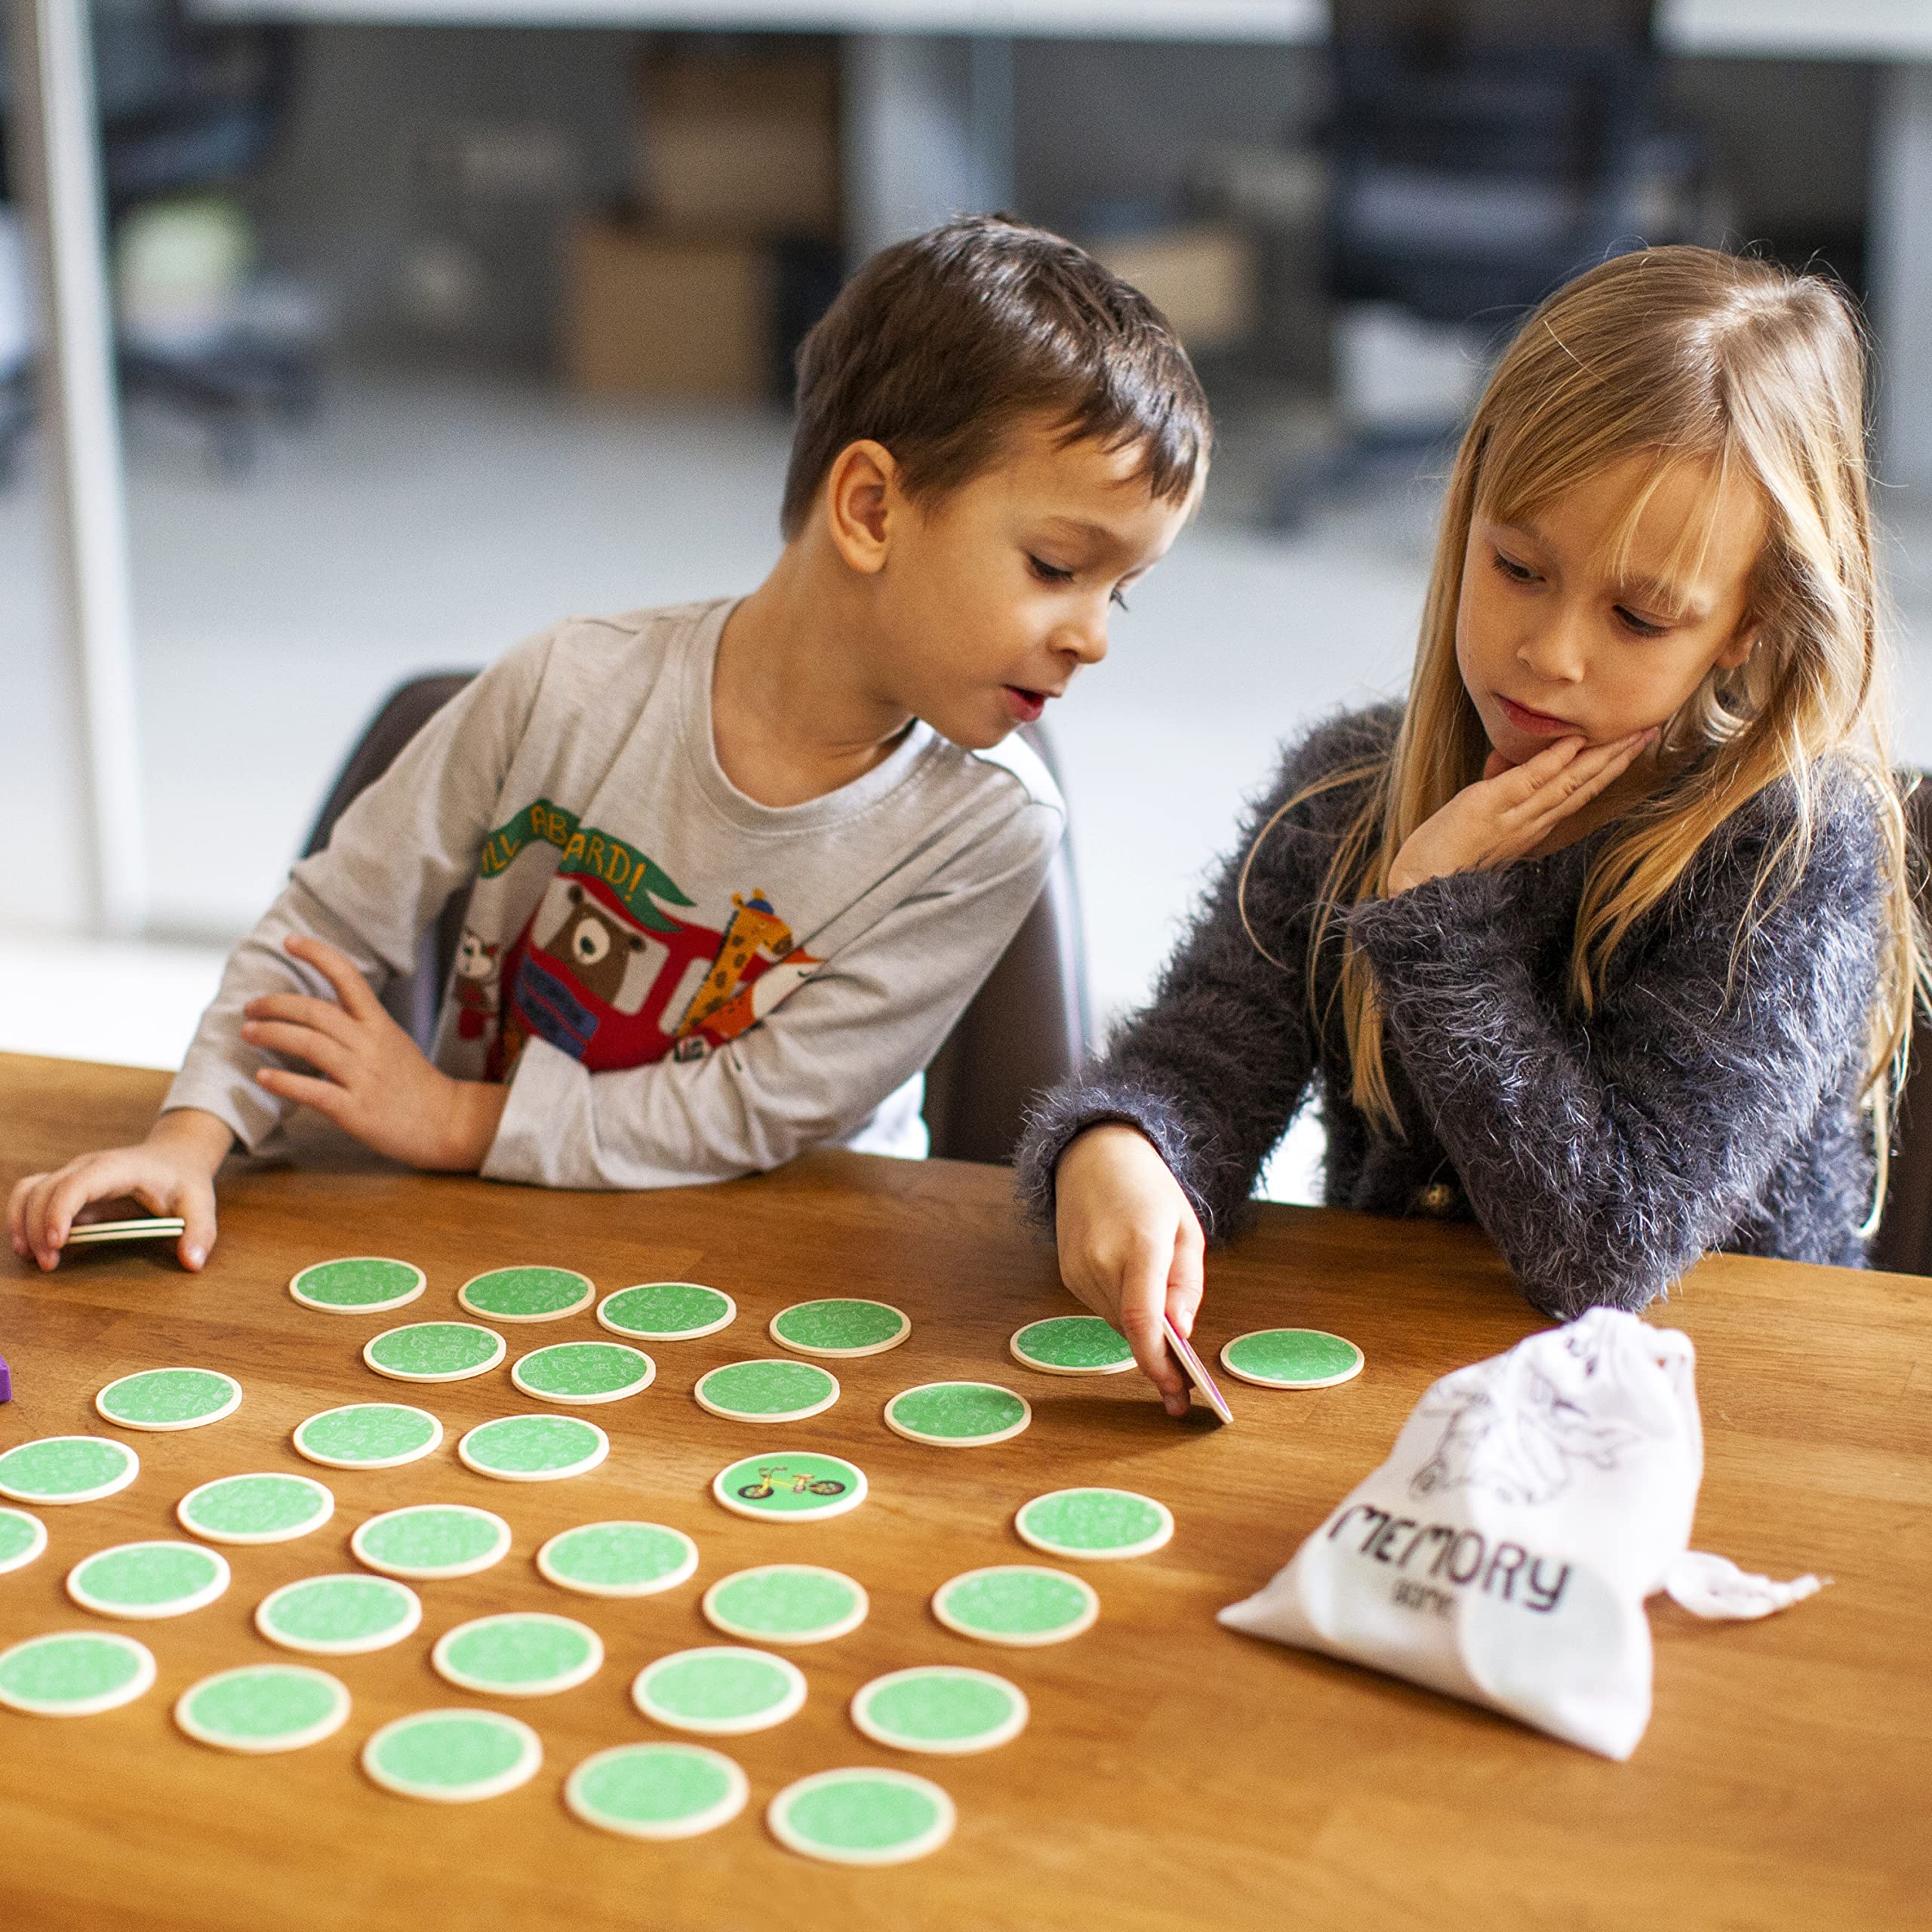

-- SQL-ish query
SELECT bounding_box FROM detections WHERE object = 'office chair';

[303,675,1092,1168]
[1269,0,1706,525]
[0,0,315,482]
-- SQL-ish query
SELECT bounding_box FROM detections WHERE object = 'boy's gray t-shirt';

[165,598,1066,1187]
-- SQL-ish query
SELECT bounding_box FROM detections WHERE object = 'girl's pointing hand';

[1053,1123,1205,1417]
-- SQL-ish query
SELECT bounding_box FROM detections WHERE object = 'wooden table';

[1,1052,1927,1930]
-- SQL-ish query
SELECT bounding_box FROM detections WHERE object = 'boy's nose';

[1059,611,1109,667]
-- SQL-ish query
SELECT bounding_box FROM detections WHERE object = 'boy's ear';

[822,438,900,577]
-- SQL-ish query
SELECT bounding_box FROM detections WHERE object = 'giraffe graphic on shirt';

[675,892,795,1037]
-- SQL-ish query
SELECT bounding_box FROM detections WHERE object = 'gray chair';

[1869,777,1932,1275]
[302,672,1091,1167]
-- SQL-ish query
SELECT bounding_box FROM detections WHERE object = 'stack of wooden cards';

[1164,1316,1234,1424]
[64,1217,186,1249]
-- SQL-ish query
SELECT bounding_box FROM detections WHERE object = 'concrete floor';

[7,368,1932,1203]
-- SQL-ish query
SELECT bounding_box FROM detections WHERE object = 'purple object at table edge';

[0,1355,11,1402]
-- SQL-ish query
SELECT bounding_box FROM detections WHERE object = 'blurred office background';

[8,2,1932,1201]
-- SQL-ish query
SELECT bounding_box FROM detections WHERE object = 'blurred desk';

[187,2,1321,35]
[185,0,1932,488]
[1672,0,1932,57]
[187,3,1331,263]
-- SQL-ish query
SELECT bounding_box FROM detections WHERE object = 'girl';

[1017,246,1925,1417]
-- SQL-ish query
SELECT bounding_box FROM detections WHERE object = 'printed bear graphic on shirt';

[555,883,648,1008]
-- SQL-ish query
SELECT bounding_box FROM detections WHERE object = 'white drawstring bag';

[1217,1307,1822,1760]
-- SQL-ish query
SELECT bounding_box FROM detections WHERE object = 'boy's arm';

[9,1107,232,1272]
[233,933,507,1171]
[164,637,550,1154]
[479,799,1063,1189]
[12,638,549,1271]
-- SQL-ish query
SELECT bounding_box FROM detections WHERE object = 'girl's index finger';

[284,933,380,1020]
[1488,734,1587,802]
[1520,731,1654,826]
[1521,728,1647,787]
[1507,730,1652,823]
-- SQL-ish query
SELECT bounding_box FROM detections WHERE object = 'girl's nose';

[1517,608,1588,683]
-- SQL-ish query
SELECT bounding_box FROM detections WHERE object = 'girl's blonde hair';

[1249,246,1926,1219]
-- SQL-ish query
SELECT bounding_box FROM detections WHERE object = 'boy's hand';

[1053,1123,1204,1417]
[8,1107,231,1272]
[1386,728,1656,897]
[242,934,507,1171]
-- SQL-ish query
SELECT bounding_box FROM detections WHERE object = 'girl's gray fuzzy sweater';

[1016,705,1886,1318]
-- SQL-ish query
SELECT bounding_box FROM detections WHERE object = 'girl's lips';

[1497,694,1579,737]
[1003,686,1048,724]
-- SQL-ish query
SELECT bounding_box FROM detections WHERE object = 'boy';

[11,214,1210,1272]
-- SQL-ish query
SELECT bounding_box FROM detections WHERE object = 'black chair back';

[303,674,1091,1168]
[300,673,475,1051]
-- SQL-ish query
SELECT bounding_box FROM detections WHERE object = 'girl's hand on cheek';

[1386,727,1656,896]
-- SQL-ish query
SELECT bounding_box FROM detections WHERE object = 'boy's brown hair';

[781,214,1212,539]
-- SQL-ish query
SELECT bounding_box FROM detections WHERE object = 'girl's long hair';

[1247,246,1926,1223]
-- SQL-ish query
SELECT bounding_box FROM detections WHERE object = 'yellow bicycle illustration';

[737,1463,848,1500]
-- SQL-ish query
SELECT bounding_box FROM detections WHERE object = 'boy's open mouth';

[1003,686,1050,724]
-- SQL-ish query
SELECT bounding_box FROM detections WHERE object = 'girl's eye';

[1027,554,1075,585]
[1615,606,1669,638]
[1491,549,1537,584]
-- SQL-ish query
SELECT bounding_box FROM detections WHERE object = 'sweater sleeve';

[1014,706,1397,1241]
[1345,782,1885,1317]
[161,632,552,1150]
[481,795,1063,1189]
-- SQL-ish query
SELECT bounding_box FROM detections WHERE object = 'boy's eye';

[1614,606,1669,638]
[1491,548,1537,585]
[1109,587,1131,612]
[1027,554,1075,585]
